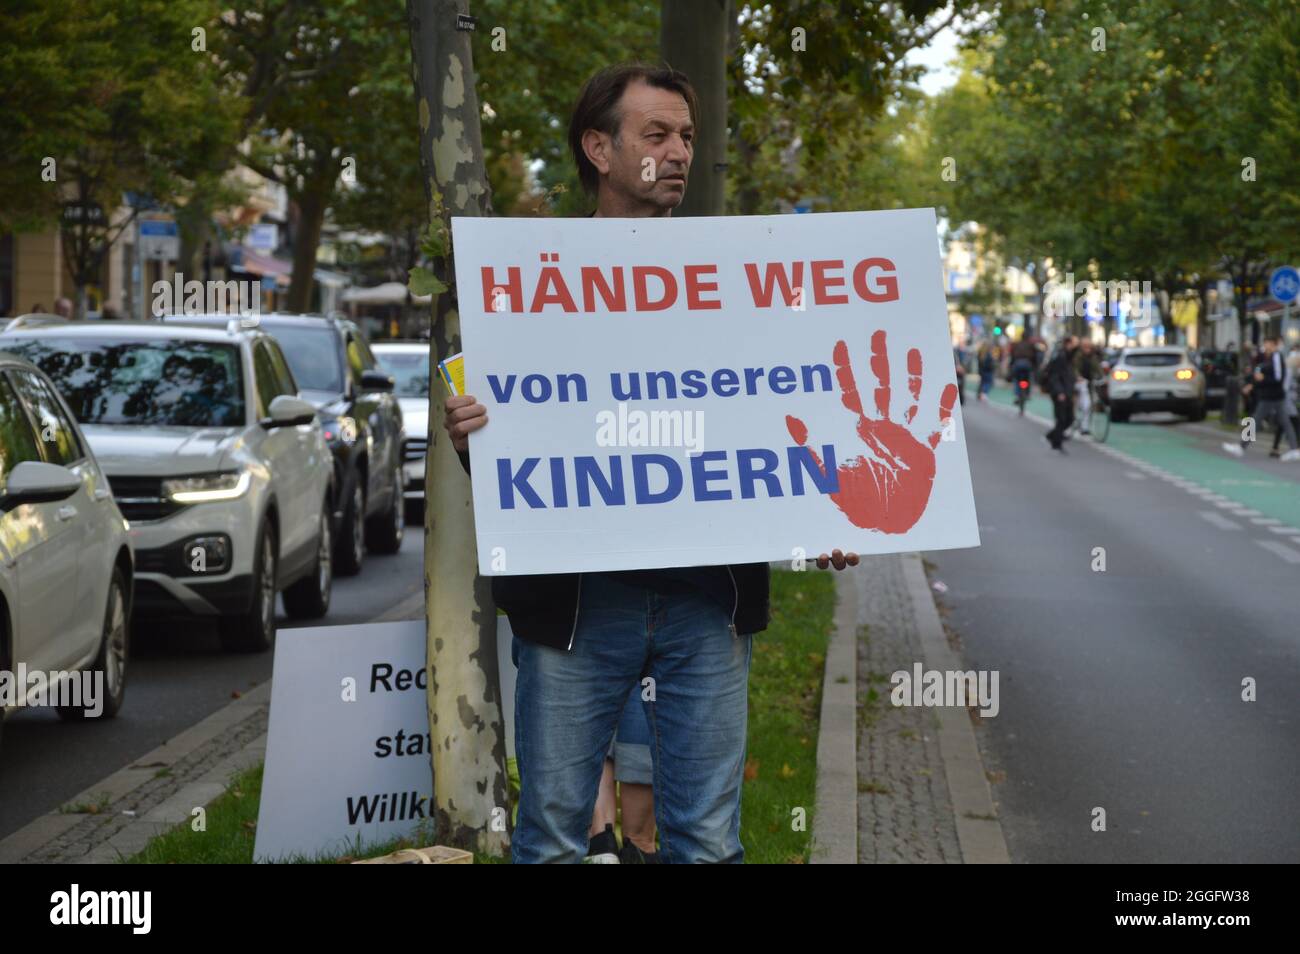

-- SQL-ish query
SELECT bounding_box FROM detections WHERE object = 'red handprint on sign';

[785,330,958,534]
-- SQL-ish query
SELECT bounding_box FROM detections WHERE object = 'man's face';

[585,80,693,214]
[1262,339,1277,354]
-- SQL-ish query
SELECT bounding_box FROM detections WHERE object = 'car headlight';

[163,470,251,503]
[323,415,358,446]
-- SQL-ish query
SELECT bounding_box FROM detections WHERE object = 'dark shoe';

[619,839,662,864]
[1055,444,1068,455]
[584,824,620,864]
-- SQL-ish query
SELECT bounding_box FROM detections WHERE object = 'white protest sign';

[452,209,979,576]
[254,618,517,862]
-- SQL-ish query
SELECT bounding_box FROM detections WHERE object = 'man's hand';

[1055,393,1066,402]
[444,394,488,453]
[815,549,859,571]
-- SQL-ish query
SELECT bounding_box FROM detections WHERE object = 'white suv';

[1108,347,1207,423]
[1,321,334,653]
[0,352,134,749]
[371,341,429,519]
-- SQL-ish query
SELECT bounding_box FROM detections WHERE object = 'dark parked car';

[1195,349,1236,410]
[168,314,405,575]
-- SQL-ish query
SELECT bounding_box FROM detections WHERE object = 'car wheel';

[365,461,405,555]
[58,567,129,720]
[335,481,365,576]
[283,502,333,619]
[219,522,277,653]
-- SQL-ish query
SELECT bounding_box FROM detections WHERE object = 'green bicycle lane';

[977,380,1300,530]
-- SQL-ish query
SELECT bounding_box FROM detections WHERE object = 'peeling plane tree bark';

[406,0,509,856]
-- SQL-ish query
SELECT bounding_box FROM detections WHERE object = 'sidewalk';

[811,553,1010,864]
[0,685,269,864]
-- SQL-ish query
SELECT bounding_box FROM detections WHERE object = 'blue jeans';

[610,681,653,785]
[511,573,752,863]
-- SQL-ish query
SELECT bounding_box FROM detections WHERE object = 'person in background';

[977,342,995,400]
[1268,349,1300,459]
[586,685,659,863]
[30,303,45,313]
[1044,335,1079,452]
[53,297,73,318]
[954,344,968,406]
[1073,339,1101,435]
[1223,336,1299,461]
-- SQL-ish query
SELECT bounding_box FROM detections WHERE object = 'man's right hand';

[444,394,488,453]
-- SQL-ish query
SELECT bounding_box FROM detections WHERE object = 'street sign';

[254,617,518,862]
[139,217,179,261]
[1269,266,1299,304]
[247,223,278,252]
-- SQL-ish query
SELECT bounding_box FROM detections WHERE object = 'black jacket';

[457,448,771,650]
[1253,352,1287,402]
[1044,347,1077,397]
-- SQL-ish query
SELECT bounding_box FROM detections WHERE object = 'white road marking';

[1125,471,1147,480]
[1250,517,1283,526]
[1198,511,1243,531]
[1267,525,1300,535]
[1256,540,1300,564]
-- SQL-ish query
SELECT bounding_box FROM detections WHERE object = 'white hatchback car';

[0,352,134,749]
[1,321,334,653]
[1108,347,1207,423]
[371,341,430,518]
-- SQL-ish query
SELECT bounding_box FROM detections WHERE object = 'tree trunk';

[660,0,728,217]
[407,0,508,856]
[287,183,328,313]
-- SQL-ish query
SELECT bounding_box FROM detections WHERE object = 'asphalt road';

[931,390,1300,862]
[0,527,424,840]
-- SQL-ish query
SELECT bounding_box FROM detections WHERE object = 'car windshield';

[1124,353,1182,367]
[6,337,246,426]
[265,325,343,393]
[374,350,430,398]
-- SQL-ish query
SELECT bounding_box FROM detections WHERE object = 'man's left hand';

[815,549,859,571]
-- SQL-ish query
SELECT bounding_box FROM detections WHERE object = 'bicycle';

[1085,377,1111,442]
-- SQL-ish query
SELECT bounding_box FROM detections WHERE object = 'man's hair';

[568,63,699,196]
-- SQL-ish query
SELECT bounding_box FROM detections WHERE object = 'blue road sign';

[1269,266,1299,304]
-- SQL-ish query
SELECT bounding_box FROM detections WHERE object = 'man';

[443,64,859,864]
[1222,335,1300,461]
[1073,339,1100,435]
[53,297,73,318]
[1044,335,1078,452]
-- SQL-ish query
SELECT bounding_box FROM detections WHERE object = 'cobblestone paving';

[854,554,962,863]
[23,704,267,863]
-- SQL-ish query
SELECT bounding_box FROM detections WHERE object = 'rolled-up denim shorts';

[608,680,653,785]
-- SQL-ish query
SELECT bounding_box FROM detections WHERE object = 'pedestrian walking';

[1223,335,1300,460]
[977,342,995,400]
[1267,349,1300,458]
[1073,339,1100,435]
[443,63,860,864]
[1044,335,1079,452]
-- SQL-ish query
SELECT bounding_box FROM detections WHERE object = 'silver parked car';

[0,351,134,750]
[1,320,334,653]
